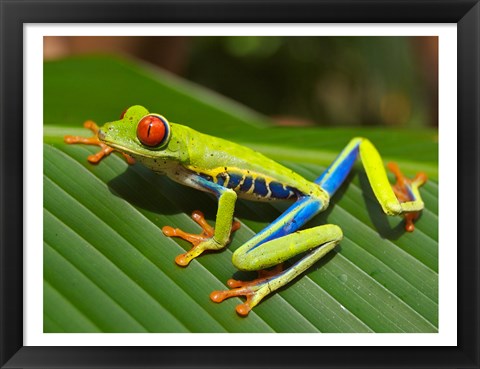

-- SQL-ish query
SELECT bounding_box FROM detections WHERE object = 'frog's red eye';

[136,114,170,147]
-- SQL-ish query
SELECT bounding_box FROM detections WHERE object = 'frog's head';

[98,105,187,165]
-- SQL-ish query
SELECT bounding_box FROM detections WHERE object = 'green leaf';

[44,55,438,333]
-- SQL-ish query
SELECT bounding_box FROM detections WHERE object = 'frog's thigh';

[232,224,343,272]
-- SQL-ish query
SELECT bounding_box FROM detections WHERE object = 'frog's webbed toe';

[210,265,284,316]
[64,120,135,165]
[387,162,427,232]
[162,210,240,266]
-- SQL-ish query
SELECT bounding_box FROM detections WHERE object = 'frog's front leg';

[211,195,339,316]
[64,120,135,164]
[162,174,240,266]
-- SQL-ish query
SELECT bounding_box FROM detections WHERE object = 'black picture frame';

[1,1,478,368]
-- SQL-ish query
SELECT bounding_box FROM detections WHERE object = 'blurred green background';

[44,36,437,128]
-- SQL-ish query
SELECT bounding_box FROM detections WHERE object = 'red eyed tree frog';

[65,105,427,316]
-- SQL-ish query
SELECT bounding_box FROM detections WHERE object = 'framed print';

[1,1,479,368]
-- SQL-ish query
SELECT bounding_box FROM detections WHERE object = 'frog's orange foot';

[162,210,241,267]
[64,120,135,165]
[210,286,258,316]
[210,265,284,316]
[387,162,428,232]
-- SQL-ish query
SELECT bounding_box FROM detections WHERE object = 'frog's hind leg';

[210,195,337,316]
[211,223,342,316]
[315,137,427,231]
[387,162,427,232]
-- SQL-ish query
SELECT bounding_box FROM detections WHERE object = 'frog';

[64,105,427,316]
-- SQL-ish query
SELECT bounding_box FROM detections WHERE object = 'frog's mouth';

[97,129,133,154]
[97,129,107,142]
[97,129,158,159]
